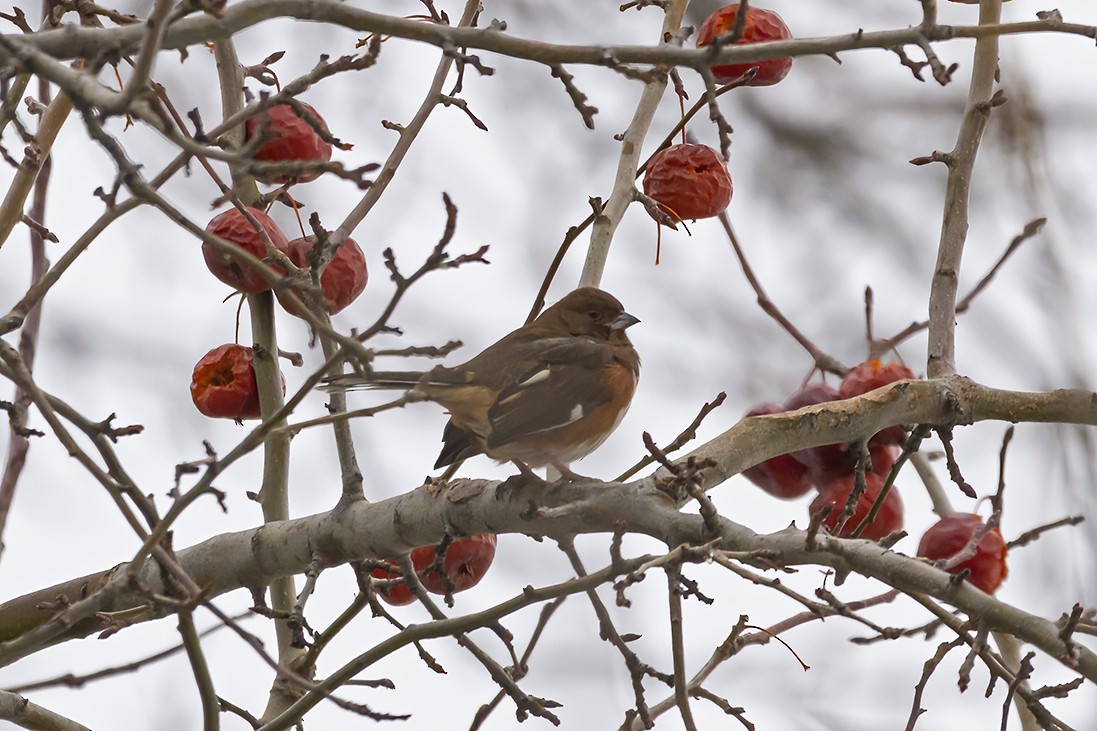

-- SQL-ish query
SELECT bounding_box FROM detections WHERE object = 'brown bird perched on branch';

[328,287,640,479]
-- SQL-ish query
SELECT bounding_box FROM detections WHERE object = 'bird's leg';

[511,460,544,482]
[549,461,595,484]
[438,460,464,481]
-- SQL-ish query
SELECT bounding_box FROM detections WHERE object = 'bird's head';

[540,287,640,339]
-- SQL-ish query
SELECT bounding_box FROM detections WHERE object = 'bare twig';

[549,63,597,129]
[719,212,847,375]
[878,217,1046,355]
[617,393,727,481]
[330,0,482,249]
[469,597,566,730]
[666,565,697,731]
[178,610,220,731]
[560,539,670,728]
[905,638,964,730]
[6,614,244,693]
[0,73,53,560]
[1007,516,1085,550]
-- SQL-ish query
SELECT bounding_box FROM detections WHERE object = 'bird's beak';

[611,312,640,331]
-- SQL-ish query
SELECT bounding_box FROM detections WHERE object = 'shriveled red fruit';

[742,403,813,499]
[371,563,417,606]
[695,4,793,86]
[202,207,289,293]
[245,102,333,183]
[839,359,915,446]
[191,344,270,420]
[276,236,368,316]
[643,143,732,224]
[783,383,858,484]
[372,535,497,604]
[839,359,915,399]
[414,535,498,595]
[917,513,1008,594]
[784,382,842,412]
[810,472,903,541]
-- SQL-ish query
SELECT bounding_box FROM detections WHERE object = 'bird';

[328,287,640,480]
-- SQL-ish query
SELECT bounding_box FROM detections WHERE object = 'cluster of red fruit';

[370,534,498,606]
[190,104,367,421]
[744,359,1008,593]
[642,4,792,230]
[744,360,913,540]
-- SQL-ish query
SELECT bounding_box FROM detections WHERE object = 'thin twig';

[719,212,847,375]
[0,72,53,560]
[666,565,697,731]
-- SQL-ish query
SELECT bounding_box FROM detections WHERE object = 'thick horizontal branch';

[0,377,1094,675]
[10,1,1096,72]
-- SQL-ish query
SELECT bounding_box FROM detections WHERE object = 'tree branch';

[2,379,1095,682]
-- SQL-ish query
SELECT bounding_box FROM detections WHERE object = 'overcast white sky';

[1,1,1096,729]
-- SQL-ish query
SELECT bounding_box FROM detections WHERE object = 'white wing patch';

[516,367,551,388]
[515,400,584,437]
[497,367,552,407]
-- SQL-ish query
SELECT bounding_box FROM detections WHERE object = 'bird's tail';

[323,369,463,392]
[322,371,428,391]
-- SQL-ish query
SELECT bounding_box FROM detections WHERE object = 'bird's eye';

[588,309,600,320]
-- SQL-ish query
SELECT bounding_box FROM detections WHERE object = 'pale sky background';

[1,1,1096,729]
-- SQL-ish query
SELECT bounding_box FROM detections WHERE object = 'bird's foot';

[495,461,546,499]
[548,462,597,485]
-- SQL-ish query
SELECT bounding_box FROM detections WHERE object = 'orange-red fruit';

[244,103,333,183]
[191,344,264,420]
[742,403,814,499]
[696,4,793,86]
[202,207,289,293]
[277,236,368,316]
[917,513,1008,594]
[839,359,916,446]
[371,535,498,605]
[839,359,915,400]
[643,143,732,224]
[809,472,903,541]
[414,535,498,595]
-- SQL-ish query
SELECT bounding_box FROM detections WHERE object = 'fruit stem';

[677,89,687,146]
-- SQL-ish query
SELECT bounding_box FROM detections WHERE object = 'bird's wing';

[484,338,614,449]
